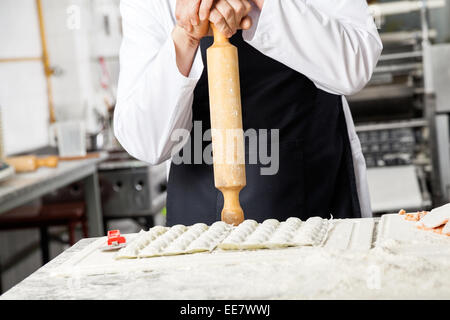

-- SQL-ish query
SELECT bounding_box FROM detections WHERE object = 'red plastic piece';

[107,230,126,246]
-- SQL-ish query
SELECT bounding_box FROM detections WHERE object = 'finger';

[189,0,201,26]
[215,0,237,35]
[209,8,232,37]
[242,0,252,15]
[199,0,214,21]
[240,15,252,30]
[209,9,231,36]
[227,0,246,21]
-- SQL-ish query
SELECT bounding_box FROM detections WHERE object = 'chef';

[114,0,383,226]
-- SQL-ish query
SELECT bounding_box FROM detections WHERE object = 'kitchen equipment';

[207,24,246,226]
[346,1,447,212]
[5,155,58,173]
[98,156,167,219]
[41,151,167,232]
[56,121,87,158]
[86,132,105,152]
[99,230,127,251]
[358,127,417,168]
[367,165,425,213]
[59,152,101,161]
[86,108,112,152]
[0,162,14,182]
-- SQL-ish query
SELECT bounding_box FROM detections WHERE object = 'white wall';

[0,0,121,155]
[43,0,121,133]
[0,0,50,155]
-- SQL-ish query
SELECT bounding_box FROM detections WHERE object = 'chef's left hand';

[209,0,253,38]
[417,203,450,235]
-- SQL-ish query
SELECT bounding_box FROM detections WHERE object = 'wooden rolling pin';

[207,24,246,226]
[6,155,58,173]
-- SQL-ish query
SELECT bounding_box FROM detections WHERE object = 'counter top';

[0,152,109,236]
[2,216,450,300]
[0,153,107,214]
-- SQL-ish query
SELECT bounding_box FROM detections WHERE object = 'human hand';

[209,0,253,38]
[175,0,211,42]
[175,0,253,43]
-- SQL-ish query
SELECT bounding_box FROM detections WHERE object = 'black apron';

[166,31,361,226]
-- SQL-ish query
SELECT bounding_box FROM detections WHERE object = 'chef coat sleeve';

[114,0,204,165]
[243,0,382,96]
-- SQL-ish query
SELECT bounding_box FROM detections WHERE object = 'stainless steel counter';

[0,153,108,236]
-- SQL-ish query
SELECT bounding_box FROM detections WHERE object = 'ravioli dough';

[115,217,332,260]
[218,217,331,250]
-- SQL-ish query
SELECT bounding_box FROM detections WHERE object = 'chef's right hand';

[209,0,253,38]
[175,0,253,42]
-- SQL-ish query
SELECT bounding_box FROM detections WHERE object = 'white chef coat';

[114,0,383,218]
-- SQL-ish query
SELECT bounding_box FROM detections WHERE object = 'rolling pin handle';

[220,187,245,226]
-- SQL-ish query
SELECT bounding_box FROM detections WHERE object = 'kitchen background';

[1,0,450,293]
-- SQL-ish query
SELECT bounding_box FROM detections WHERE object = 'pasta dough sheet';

[218,217,331,250]
[115,222,233,259]
[115,217,332,260]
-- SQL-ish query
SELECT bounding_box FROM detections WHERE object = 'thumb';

[240,16,252,30]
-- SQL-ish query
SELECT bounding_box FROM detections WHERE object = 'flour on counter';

[376,214,450,257]
[50,244,450,299]
[48,215,450,299]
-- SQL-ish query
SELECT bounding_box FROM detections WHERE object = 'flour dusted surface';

[155,247,450,300]
[45,215,450,299]
[44,245,450,299]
